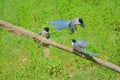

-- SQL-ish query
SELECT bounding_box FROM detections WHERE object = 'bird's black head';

[44,27,49,32]
[78,18,86,28]
[71,39,77,43]
[78,18,83,24]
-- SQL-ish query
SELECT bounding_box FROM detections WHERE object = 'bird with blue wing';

[71,39,100,57]
[49,18,86,33]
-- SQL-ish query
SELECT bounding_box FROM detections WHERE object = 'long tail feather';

[83,49,100,57]
[43,44,50,58]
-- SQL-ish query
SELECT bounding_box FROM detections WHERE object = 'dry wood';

[0,20,120,73]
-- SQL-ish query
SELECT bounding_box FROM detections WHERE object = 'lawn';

[0,0,120,80]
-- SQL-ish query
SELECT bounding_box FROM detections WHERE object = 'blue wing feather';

[49,20,70,30]
[77,40,88,48]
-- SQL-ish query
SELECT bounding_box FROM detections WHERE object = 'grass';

[0,0,120,80]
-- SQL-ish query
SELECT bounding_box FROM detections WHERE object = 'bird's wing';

[47,32,50,39]
[73,43,83,52]
[68,20,76,32]
[68,20,74,28]
[49,20,70,30]
[77,40,88,48]
[39,30,48,38]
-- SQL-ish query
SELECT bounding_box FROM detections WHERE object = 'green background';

[0,0,120,80]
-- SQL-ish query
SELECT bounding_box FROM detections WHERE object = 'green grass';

[0,0,120,80]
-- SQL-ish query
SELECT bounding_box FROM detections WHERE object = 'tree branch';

[0,20,120,73]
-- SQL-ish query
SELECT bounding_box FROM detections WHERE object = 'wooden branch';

[0,20,120,73]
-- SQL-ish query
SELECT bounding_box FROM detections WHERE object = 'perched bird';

[39,27,50,39]
[71,39,88,52]
[49,18,85,33]
[37,27,50,47]
[71,39,100,56]
[38,27,50,58]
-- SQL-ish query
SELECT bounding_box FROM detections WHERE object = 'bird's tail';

[83,49,100,57]
[43,44,50,58]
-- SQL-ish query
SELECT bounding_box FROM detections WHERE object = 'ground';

[0,0,120,80]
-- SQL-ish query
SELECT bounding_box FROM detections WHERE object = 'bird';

[71,39,100,56]
[39,27,50,39]
[35,27,50,58]
[49,18,86,33]
[37,27,50,47]
[71,39,88,52]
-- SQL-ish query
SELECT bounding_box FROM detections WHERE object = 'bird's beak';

[80,23,86,28]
